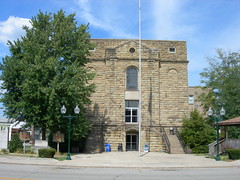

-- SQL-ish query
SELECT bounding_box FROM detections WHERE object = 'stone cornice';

[88,58,189,63]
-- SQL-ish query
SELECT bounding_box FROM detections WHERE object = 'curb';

[0,158,240,170]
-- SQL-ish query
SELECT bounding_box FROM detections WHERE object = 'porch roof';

[219,117,240,126]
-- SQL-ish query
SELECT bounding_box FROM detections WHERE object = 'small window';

[169,48,176,53]
[89,47,96,52]
[126,67,138,90]
[129,48,135,53]
[189,95,194,104]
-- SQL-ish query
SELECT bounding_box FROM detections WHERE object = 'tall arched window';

[126,67,138,90]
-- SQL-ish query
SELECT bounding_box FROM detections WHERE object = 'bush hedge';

[192,145,208,154]
[38,148,56,158]
[225,149,240,160]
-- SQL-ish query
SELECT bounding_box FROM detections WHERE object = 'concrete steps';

[167,134,185,154]
[163,128,184,154]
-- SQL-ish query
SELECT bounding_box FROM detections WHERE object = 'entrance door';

[126,135,138,151]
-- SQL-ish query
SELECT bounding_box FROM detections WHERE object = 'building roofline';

[90,38,186,43]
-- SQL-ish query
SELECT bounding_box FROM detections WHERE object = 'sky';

[0,0,240,117]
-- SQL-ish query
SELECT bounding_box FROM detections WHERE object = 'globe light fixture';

[61,105,80,160]
[208,107,225,161]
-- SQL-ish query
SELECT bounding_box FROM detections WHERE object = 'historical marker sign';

[53,131,64,143]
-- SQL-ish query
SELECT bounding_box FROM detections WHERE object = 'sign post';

[19,131,30,153]
[53,131,65,154]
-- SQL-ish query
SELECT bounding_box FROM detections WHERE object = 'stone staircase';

[164,128,185,154]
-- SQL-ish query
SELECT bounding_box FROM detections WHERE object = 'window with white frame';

[89,47,96,52]
[125,100,139,123]
[169,47,176,53]
[126,67,138,90]
[189,95,194,104]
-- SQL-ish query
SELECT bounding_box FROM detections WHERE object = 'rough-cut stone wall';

[84,39,188,153]
[188,86,206,114]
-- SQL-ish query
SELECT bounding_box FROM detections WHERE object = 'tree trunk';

[31,125,35,145]
[42,127,46,140]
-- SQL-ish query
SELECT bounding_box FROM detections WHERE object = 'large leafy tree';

[200,49,240,138]
[0,10,95,140]
[200,49,240,118]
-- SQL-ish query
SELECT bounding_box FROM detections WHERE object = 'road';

[0,163,240,180]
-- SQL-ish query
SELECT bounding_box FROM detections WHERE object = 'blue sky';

[0,0,240,117]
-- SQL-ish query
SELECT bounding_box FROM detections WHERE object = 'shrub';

[225,149,240,160]
[192,145,208,154]
[0,149,9,154]
[8,134,23,153]
[38,148,56,158]
[221,144,233,155]
[180,109,215,153]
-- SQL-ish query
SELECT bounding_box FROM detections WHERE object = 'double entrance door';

[126,134,138,151]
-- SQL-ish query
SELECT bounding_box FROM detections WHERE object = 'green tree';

[8,134,23,153]
[0,10,95,140]
[200,49,240,138]
[200,49,240,119]
[180,109,215,153]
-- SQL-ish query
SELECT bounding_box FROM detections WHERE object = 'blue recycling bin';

[144,143,149,152]
[105,144,111,152]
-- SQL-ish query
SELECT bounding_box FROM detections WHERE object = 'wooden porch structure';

[209,117,240,155]
[219,117,240,140]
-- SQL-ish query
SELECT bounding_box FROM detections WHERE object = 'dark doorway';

[126,134,138,151]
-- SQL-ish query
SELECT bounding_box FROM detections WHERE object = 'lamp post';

[208,107,225,161]
[61,105,80,160]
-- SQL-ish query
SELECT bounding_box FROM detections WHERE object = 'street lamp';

[208,107,225,161]
[61,105,80,160]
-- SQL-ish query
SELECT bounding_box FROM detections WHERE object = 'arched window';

[126,67,138,90]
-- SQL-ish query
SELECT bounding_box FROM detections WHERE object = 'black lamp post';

[208,107,225,161]
[61,105,80,160]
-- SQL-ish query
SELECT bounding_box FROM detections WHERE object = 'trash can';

[118,143,123,152]
[144,143,149,152]
[170,127,174,135]
[105,144,111,152]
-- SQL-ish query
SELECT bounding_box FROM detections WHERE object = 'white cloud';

[151,0,195,40]
[73,0,137,39]
[0,16,31,45]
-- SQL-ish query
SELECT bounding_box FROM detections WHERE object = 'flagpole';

[138,0,142,157]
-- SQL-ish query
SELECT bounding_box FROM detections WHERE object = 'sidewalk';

[0,152,240,169]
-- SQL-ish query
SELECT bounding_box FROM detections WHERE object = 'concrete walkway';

[0,152,240,169]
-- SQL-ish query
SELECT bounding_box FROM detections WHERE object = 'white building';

[0,118,12,150]
[0,118,26,151]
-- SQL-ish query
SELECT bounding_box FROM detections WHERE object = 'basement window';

[89,47,96,52]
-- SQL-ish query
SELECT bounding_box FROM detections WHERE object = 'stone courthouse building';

[85,39,189,153]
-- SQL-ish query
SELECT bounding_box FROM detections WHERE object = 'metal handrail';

[175,128,187,154]
[162,127,171,153]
